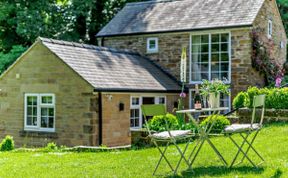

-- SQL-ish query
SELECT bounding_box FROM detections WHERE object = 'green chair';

[224,95,265,168]
[141,104,193,176]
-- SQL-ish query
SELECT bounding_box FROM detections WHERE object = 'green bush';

[232,92,249,108]
[233,87,288,109]
[44,142,58,152]
[146,113,179,132]
[0,135,14,151]
[200,115,230,134]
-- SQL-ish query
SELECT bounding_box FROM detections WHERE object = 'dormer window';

[268,19,273,38]
[147,38,158,53]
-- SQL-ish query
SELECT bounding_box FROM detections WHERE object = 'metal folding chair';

[224,95,265,168]
[141,104,193,176]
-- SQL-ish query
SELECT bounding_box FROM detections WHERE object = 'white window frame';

[130,95,166,130]
[268,19,273,39]
[189,31,231,84]
[147,37,159,53]
[24,93,56,132]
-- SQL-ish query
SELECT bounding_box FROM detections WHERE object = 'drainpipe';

[98,92,103,146]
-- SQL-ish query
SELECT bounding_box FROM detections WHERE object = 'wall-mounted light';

[119,102,125,111]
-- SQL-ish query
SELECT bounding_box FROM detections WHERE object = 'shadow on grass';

[165,166,264,178]
[270,168,282,178]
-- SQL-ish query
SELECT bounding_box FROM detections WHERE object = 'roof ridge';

[38,37,138,55]
[127,0,183,6]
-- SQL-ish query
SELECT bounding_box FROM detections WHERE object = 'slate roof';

[97,0,265,37]
[39,37,181,92]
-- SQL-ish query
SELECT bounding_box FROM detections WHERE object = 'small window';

[268,20,273,38]
[25,94,55,132]
[147,38,158,53]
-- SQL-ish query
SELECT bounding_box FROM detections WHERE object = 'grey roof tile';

[97,0,265,37]
[39,37,181,92]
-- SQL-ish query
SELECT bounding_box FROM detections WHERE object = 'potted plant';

[200,79,230,108]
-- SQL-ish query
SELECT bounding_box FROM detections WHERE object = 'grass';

[0,122,287,177]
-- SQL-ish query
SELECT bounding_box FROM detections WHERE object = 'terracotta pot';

[208,93,220,108]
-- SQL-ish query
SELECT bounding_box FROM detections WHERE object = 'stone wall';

[253,0,287,66]
[0,42,98,147]
[237,108,288,123]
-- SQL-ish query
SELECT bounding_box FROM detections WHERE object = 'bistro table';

[176,107,229,169]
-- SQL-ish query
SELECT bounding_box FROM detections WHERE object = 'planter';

[208,93,220,108]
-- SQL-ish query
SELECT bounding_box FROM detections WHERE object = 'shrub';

[232,92,249,108]
[233,87,288,109]
[0,135,14,151]
[146,113,179,132]
[44,142,58,151]
[200,115,230,134]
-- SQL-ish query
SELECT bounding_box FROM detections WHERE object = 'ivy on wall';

[251,29,285,86]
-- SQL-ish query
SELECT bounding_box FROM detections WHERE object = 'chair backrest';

[251,95,265,126]
[141,104,166,134]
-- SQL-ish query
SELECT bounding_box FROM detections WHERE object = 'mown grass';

[0,122,287,178]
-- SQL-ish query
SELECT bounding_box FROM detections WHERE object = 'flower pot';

[209,93,220,108]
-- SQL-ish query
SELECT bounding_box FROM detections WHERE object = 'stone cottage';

[0,0,286,147]
[97,0,287,107]
[0,38,181,147]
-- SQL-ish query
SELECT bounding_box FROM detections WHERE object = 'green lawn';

[0,123,287,178]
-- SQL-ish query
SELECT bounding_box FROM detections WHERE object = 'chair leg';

[229,134,257,168]
[189,139,205,169]
[206,138,228,166]
[153,141,174,175]
[239,132,264,163]
[173,138,191,174]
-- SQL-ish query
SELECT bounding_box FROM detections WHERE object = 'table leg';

[188,139,205,169]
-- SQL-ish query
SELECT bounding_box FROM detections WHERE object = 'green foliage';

[0,45,27,73]
[44,142,58,152]
[200,79,230,97]
[233,87,288,109]
[146,113,179,132]
[232,92,249,108]
[200,115,230,134]
[0,135,14,151]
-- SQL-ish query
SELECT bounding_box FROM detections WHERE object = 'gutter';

[98,92,103,146]
[96,24,253,38]
[93,88,185,93]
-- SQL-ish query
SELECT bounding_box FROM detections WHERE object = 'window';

[190,33,231,83]
[25,94,55,132]
[147,38,158,53]
[130,96,166,129]
[268,20,273,38]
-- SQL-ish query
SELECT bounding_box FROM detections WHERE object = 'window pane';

[159,97,165,104]
[41,108,48,116]
[41,117,48,127]
[192,45,201,53]
[221,34,229,43]
[201,73,209,80]
[211,72,220,80]
[211,54,219,62]
[42,96,53,104]
[33,117,37,126]
[221,53,229,61]
[27,107,32,115]
[135,119,139,127]
[130,119,135,127]
[192,35,201,44]
[149,41,156,49]
[27,96,37,105]
[201,64,209,72]
[221,72,229,80]
[221,43,228,52]
[201,54,209,62]
[212,34,220,43]
[211,63,220,71]
[27,116,32,126]
[48,117,54,128]
[221,63,229,71]
[201,44,209,53]
[201,35,209,43]
[132,98,139,105]
[135,109,139,117]
[48,108,54,116]
[212,44,220,53]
